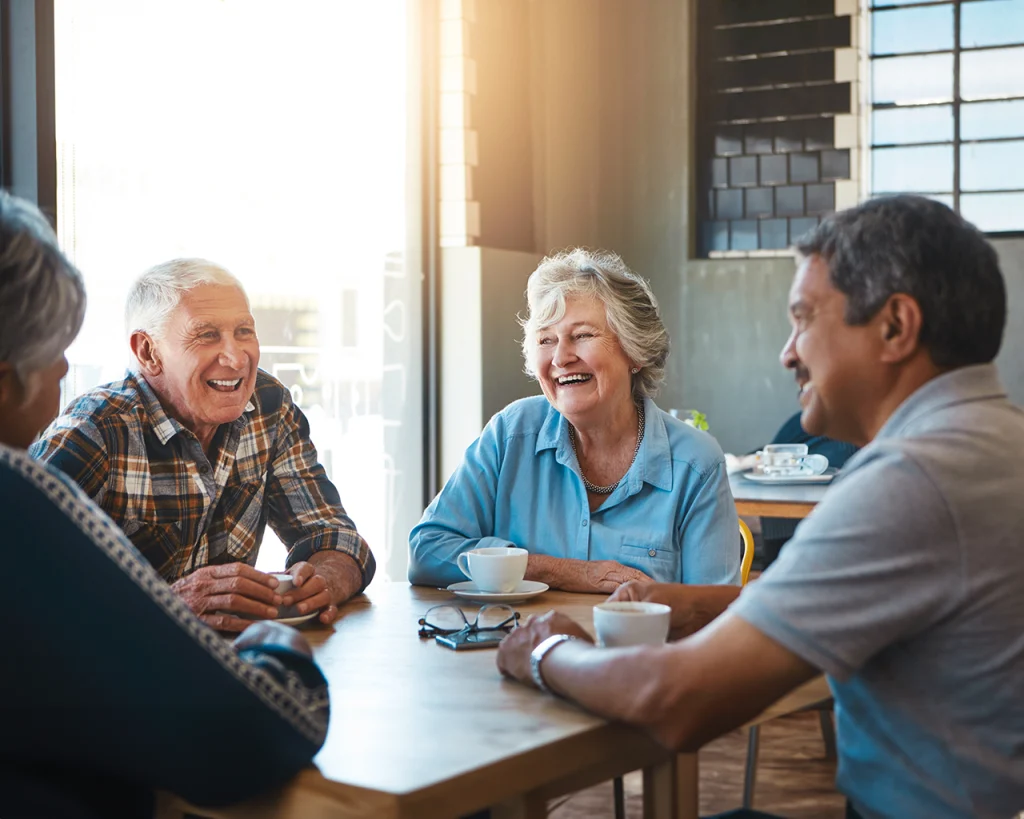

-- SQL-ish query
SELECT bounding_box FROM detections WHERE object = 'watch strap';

[530,633,577,693]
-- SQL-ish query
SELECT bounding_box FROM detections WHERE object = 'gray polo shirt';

[732,364,1024,819]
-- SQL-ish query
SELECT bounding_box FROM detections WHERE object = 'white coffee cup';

[271,572,294,594]
[757,443,828,476]
[456,547,528,593]
[593,602,672,648]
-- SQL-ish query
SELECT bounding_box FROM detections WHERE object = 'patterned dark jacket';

[0,444,329,818]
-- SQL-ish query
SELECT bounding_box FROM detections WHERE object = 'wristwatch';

[530,633,577,693]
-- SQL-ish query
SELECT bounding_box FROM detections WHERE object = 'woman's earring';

[630,367,639,374]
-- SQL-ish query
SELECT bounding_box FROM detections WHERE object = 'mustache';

[794,367,810,384]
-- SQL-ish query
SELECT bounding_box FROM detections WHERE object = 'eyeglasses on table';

[417,603,520,638]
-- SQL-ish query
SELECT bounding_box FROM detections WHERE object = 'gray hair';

[521,248,670,398]
[0,191,86,379]
[796,195,1005,368]
[125,258,248,339]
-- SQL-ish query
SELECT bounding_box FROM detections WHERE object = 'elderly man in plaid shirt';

[33,258,375,632]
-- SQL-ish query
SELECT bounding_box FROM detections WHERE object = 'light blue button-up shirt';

[409,396,741,588]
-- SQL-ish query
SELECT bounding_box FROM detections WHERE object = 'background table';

[729,471,829,519]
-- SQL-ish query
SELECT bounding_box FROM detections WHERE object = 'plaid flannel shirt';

[31,370,375,588]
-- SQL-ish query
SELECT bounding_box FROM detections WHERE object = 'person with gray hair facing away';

[0,190,330,818]
[409,248,740,593]
[497,196,1024,819]
[32,257,375,632]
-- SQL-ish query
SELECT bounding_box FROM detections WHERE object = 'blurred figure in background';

[758,411,858,567]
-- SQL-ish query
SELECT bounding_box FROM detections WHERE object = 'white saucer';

[445,580,549,603]
[274,612,318,626]
[743,467,837,485]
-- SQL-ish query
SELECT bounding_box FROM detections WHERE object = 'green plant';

[684,409,709,432]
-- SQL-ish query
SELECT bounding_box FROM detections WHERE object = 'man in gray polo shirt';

[495,195,1024,819]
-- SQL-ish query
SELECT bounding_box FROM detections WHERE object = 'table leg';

[491,793,548,819]
[642,753,698,819]
[675,753,698,819]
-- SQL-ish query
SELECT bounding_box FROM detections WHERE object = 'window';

[697,0,855,256]
[53,0,426,580]
[870,0,1024,232]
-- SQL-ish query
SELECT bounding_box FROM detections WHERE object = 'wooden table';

[729,471,829,519]
[157,584,834,819]
[158,584,696,819]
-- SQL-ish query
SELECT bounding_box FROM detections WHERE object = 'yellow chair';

[739,518,755,586]
[610,522,755,819]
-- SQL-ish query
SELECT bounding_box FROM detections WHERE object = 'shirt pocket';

[619,536,680,584]
[122,520,183,580]
[215,477,269,534]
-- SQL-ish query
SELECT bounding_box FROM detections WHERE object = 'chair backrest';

[739,519,754,586]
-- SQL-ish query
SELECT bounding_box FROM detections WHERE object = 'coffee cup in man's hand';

[271,572,294,594]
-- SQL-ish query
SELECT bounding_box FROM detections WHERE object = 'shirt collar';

[535,402,563,454]
[535,396,673,492]
[133,371,256,446]
[634,397,672,492]
[874,363,1007,442]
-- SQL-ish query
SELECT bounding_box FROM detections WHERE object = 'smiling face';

[780,254,887,445]
[531,294,636,426]
[139,284,259,445]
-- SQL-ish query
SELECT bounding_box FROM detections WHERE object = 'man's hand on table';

[496,611,593,688]
[284,549,365,626]
[609,581,741,640]
[171,564,283,633]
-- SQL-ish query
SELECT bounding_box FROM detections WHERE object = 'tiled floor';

[551,711,845,819]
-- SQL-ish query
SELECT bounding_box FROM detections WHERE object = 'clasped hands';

[172,559,343,633]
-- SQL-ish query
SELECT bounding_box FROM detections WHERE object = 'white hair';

[124,258,248,340]
[0,191,86,379]
[520,248,670,398]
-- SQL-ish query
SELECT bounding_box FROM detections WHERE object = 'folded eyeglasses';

[417,603,520,638]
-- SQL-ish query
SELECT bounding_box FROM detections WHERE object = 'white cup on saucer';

[593,602,672,648]
[456,547,528,594]
[757,444,828,476]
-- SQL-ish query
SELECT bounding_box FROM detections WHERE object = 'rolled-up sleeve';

[265,392,376,591]
[678,459,741,585]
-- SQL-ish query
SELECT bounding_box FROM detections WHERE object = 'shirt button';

[581,520,588,527]
[648,549,657,557]
[199,465,210,475]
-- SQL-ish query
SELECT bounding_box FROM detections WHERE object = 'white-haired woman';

[0,191,329,816]
[409,249,740,593]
